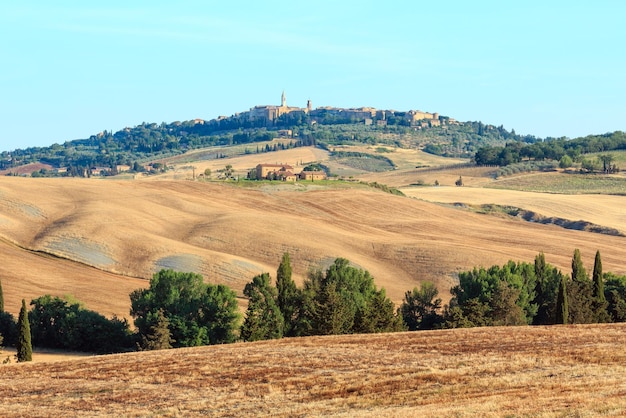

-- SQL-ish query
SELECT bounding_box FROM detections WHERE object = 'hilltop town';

[233,91,453,129]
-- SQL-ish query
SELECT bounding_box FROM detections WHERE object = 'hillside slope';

[0,175,625,319]
[1,324,625,416]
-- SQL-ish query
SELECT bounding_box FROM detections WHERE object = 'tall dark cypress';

[276,253,298,336]
[532,252,547,325]
[592,250,610,323]
[555,277,568,325]
[569,249,593,323]
[16,299,32,362]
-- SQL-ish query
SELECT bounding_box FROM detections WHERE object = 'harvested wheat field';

[1,174,625,319]
[404,184,626,235]
[1,324,626,417]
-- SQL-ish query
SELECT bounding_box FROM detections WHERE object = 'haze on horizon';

[1,1,624,152]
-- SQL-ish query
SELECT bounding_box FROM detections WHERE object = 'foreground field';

[1,324,625,417]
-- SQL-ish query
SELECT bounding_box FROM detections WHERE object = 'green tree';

[276,253,299,336]
[355,288,405,333]
[312,279,355,335]
[130,269,240,347]
[241,273,284,342]
[559,154,573,169]
[532,252,548,324]
[605,273,626,322]
[140,309,174,350]
[490,281,526,326]
[450,261,538,326]
[399,282,443,330]
[568,249,594,323]
[16,299,32,362]
[0,312,16,347]
[0,277,4,311]
[555,276,568,325]
[29,295,133,353]
[592,250,610,323]
[203,284,241,344]
[296,258,396,336]
[531,255,565,325]
[599,154,614,173]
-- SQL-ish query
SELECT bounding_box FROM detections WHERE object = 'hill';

[1,159,625,320]
[1,324,625,416]
[0,106,534,176]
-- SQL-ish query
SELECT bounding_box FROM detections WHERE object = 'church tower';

[281,91,286,107]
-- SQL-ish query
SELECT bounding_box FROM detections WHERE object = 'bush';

[29,295,134,354]
[0,311,17,346]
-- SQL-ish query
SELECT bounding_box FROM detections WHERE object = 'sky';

[1,1,625,152]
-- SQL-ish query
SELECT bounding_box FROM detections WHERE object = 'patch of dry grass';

[1,170,626,319]
[1,324,625,417]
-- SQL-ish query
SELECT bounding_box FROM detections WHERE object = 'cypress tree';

[276,253,298,336]
[571,248,586,282]
[0,277,4,312]
[592,250,610,323]
[16,299,32,362]
[555,276,568,325]
[241,273,284,342]
[532,252,548,325]
[569,249,594,323]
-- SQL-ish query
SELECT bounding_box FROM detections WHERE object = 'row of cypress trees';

[555,249,610,325]
[434,249,618,330]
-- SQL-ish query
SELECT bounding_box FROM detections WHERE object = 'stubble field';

[1,324,625,417]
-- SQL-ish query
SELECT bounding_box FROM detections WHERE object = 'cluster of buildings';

[238,91,448,128]
[255,163,326,182]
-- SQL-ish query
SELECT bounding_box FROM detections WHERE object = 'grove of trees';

[474,131,626,169]
[2,249,626,357]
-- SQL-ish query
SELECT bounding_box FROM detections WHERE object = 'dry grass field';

[1,324,625,417]
[403,183,626,235]
[2,145,626,416]
[1,145,626,319]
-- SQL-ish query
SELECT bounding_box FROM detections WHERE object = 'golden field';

[0,146,625,319]
[1,324,625,417]
[2,144,626,416]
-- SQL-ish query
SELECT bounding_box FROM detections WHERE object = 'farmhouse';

[254,164,327,182]
[256,163,294,179]
[299,170,327,181]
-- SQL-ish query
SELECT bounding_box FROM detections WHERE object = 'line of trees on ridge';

[474,131,626,169]
[1,249,625,360]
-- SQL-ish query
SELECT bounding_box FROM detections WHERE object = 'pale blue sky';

[1,1,624,152]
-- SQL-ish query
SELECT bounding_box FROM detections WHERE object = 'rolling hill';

[1,144,625,320]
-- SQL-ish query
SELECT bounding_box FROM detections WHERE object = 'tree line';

[426,249,623,329]
[2,249,625,360]
[474,131,626,167]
